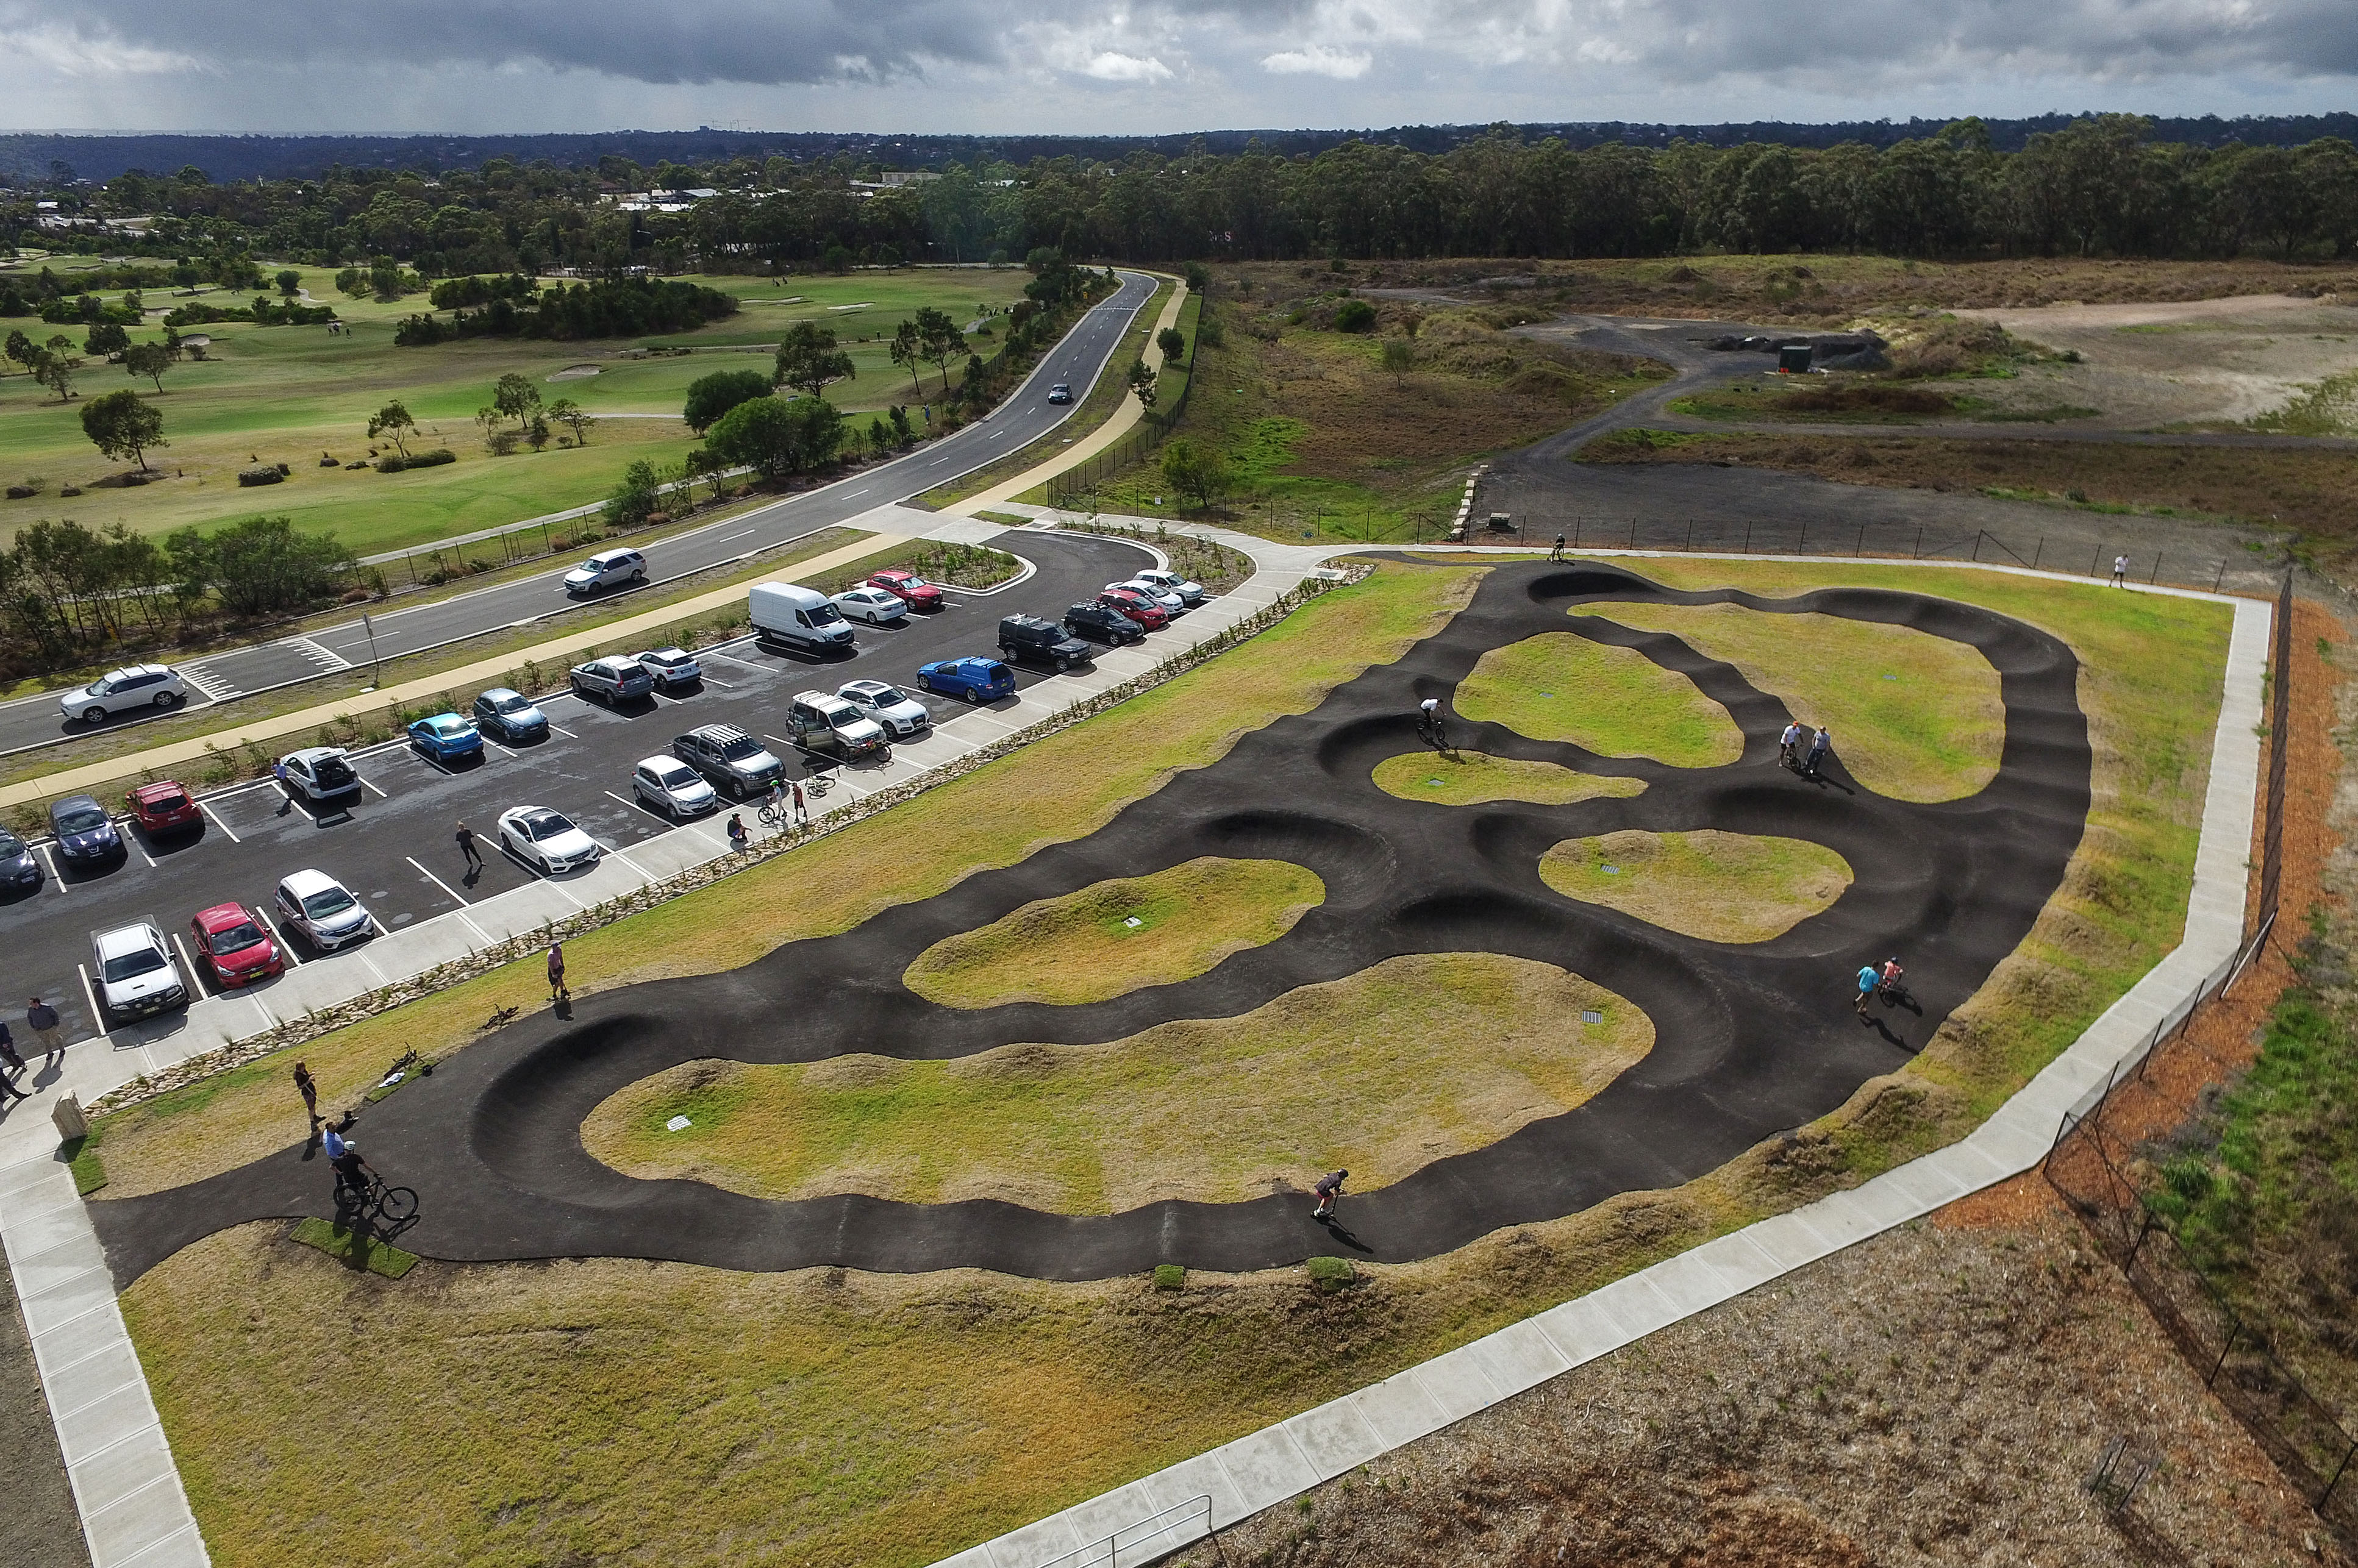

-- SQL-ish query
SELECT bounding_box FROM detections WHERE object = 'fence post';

[1854,522,1866,557]
[1972,530,1984,562]
[1685,519,1694,552]
[2151,554,2162,585]
[2031,538,2044,571]
[1913,525,1923,559]
[2209,1322,2238,1388]
[1798,519,1807,555]
[2319,1436,2358,1511]
[2213,558,2228,592]
[2124,1208,2154,1269]
[1744,522,1753,554]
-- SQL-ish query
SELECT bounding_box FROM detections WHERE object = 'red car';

[867,569,945,611]
[1098,586,1170,630]
[124,780,201,836]
[190,903,282,987]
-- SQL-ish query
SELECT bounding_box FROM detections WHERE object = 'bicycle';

[1415,714,1449,754]
[336,1169,418,1228]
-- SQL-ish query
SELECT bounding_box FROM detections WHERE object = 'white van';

[749,582,856,654]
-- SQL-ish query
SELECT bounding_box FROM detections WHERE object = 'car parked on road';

[562,548,647,596]
[279,746,361,803]
[785,691,888,760]
[408,712,484,763]
[672,724,785,798]
[124,780,201,836]
[498,806,602,874]
[866,569,945,611]
[59,663,188,724]
[837,679,931,737]
[1063,600,1143,646]
[833,585,910,626]
[1112,577,1187,615]
[274,868,374,950]
[1098,586,1170,630]
[998,614,1092,672]
[91,921,187,1021]
[0,831,40,894]
[634,647,704,691]
[49,795,121,864]
[570,655,654,705]
[473,688,549,743]
[1134,568,1207,607]
[190,902,282,988]
[1047,383,1073,404]
[917,656,1015,705]
[632,755,718,817]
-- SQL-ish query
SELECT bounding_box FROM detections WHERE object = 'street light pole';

[361,611,383,690]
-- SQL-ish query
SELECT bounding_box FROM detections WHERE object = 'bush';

[1332,299,1377,333]
[374,448,456,474]
[1306,1256,1355,1292]
[237,466,284,486]
[1152,1263,1185,1291]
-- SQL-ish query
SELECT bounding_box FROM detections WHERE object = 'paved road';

[0,272,1162,760]
[0,532,1163,1052]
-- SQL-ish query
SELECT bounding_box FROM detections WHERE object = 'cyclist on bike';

[1879,957,1906,1000]
[1417,696,1446,750]
[762,779,788,822]
[328,1134,376,1205]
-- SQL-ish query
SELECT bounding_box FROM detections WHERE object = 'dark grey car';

[671,724,784,798]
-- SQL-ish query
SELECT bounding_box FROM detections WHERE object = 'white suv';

[563,549,647,596]
[91,921,188,1021]
[60,665,188,723]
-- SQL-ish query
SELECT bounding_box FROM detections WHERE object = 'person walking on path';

[27,998,62,1067]
[791,779,807,825]
[0,1024,27,1103]
[455,821,484,874]
[1854,963,1881,1019]
[1551,533,1567,561]
[547,941,568,1002]
[1804,725,1832,779]
[1779,720,1803,771]
[293,1060,320,1125]
[2112,554,2129,587]
[1312,1168,1348,1219]
[274,758,293,815]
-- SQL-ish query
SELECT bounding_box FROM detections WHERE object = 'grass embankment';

[1569,600,2004,802]
[1370,752,1647,807]
[108,559,2229,1568]
[905,857,1323,1008]
[88,561,1484,1199]
[0,267,1024,555]
[1456,632,1743,766]
[1540,830,1852,943]
[587,953,1652,1214]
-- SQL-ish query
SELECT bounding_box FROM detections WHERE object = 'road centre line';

[406,856,471,907]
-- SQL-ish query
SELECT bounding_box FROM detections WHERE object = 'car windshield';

[432,717,467,736]
[493,694,531,715]
[718,736,762,760]
[869,685,910,705]
[0,835,22,856]
[101,944,167,982]
[656,764,698,788]
[212,920,266,953]
[301,886,356,919]
[807,603,843,625]
[55,805,107,833]
[521,811,571,839]
[821,705,859,725]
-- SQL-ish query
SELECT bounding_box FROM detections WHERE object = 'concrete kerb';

[931,551,2270,1568]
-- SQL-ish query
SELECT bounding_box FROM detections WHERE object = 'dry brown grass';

[1540,830,1852,943]
[1370,752,1648,807]
[585,953,1653,1214]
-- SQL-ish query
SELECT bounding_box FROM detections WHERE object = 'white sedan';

[832,585,910,626]
[632,755,717,817]
[1112,578,1187,614]
[837,679,931,737]
[498,806,602,874]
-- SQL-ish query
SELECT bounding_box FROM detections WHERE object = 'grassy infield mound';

[105,559,2231,1568]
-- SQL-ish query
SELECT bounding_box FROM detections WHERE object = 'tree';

[1127,358,1159,408]
[546,397,595,446]
[1332,299,1377,332]
[683,446,727,502]
[165,514,355,618]
[707,394,843,480]
[1157,326,1187,366]
[1379,337,1415,385]
[123,341,173,392]
[1159,439,1228,511]
[276,269,302,298]
[335,267,371,300]
[603,459,663,527]
[889,318,926,399]
[773,321,856,401]
[489,371,541,427]
[682,369,770,435]
[83,323,129,360]
[912,305,966,393]
[4,329,36,370]
[366,399,415,458]
[80,390,165,470]
[34,335,79,400]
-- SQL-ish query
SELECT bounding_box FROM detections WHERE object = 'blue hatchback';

[408,712,484,762]
[917,656,1015,704]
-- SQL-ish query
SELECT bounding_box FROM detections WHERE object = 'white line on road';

[196,798,242,843]
[357,773,388,799]
[261,914,302,965]
[76,963,101,1036]
[124,825,156,869]
[407,856,471,907]
[715,529,757,543]
[38,843,62,891]
[171,933,210,999]
[546,722,579,739]
[604,789,676,827]
[597,841,653,879]
[695,674,735,689]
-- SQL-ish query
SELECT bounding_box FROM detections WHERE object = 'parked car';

[570,655,654,705]
[786,691,888,759]
[998,614,1092,672]
[1134,568,1208,607]
[58,663,188,724]
[1047,383,1073,404]
[632,755,718,817]
[274,868,374,950]
[124,780,202,836]
[672,724,785,798]
[748,582,856,654]
[634,647,704,690]
[0,832,40,893]
[498,806,602,874]
[473,687,549,743]
[407,712,484,763]
[917,656,1015,704]
[189,902,282,988]
[1098,586,1170,630]
[1063,600,1143,646]
[834,585,910,626]
[279,746,361,803]
[866,569,945,611]
[1112,577,1187,615]
[48,795,121,864]
[562,548,646,595]
[91,921,187,1021]
[837,679,931,737]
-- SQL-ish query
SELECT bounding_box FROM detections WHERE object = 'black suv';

[671,724,784,797]
[998,615,1093,672]
[1063,601,1143,646]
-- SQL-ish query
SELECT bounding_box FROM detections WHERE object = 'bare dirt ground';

[0,1258,90,1568]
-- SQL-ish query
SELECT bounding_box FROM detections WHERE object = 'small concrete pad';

[84,1478,200,1568]
[53,1379,160,1466]
[1209,1422,1320,1511]
[1279,1399,1388,1481]
[18,1264,116,1338]
[1404,1346,1502,1424]
[66,1420,180,1517]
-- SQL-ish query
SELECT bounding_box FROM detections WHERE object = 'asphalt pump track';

[92,561,2093,1286]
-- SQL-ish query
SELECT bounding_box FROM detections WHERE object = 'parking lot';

[1,531,1162,1047]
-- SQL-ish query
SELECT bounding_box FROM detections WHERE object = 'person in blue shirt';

[1855,963,1880,1019]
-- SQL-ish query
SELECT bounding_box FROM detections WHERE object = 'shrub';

[237,466,284,486]
[1306,1256,1355,1292]
[1152,1264,1185,1291]
[374,448,456,474]
[1332,299,1377,333]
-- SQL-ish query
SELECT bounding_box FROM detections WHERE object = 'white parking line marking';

[695,674,735,689]
[487,740,518,759]
[368,914,392,938]
[605,789,675,827]
[357,774,388,798]
[597,841,653,878]
[124,827,156,869]
[76,963,101,1033]
[197,799,242,843]
[172,933,210,999]
[407,856,470,907]
[262,914,302,965]
[703,651,765,672]
[38,844,63,891]
[547,722,579,739]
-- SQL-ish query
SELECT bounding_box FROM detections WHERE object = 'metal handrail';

[1035,1494,1213,1568]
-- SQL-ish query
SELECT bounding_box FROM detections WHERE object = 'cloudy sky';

[3,0,2355,134]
